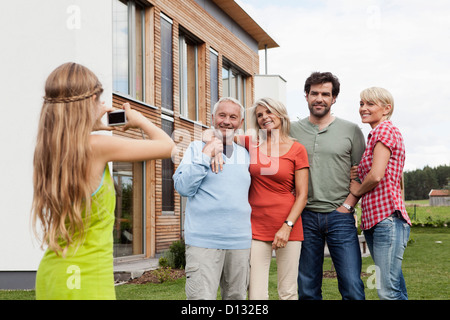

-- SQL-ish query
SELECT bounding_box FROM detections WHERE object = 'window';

[222,66,230,98]
[179,32,199,121]
[160,13,173,111]
[113,162,144,258]
[222,60,248,128]
[112,0,145,101]
[161,117,174,213]
[222,64,246,103]
[112,0,128,95]
[209,48,219,109]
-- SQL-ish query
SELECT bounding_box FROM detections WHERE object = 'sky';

[236,0,450,172]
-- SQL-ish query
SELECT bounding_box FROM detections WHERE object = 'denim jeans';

[363,212,410,300]
[298,210,365,300]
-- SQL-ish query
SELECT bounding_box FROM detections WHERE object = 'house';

[0,0,278,289]
[429,189,450,206]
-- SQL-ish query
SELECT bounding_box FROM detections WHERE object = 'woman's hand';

[202,128,216,143]
[211,153,224,173]
[349,179,362,197]
[202,129,225,173]
[350,165,359,180]
[202,137,223,158]
[272,224,291,250]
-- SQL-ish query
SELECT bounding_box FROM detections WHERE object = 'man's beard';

[308,103,331,118]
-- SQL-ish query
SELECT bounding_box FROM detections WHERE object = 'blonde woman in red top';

[350,87,411,300]
[244,98,309,300]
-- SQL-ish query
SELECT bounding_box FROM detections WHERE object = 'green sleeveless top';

[36,165,116,300]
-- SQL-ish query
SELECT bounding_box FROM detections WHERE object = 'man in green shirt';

[290,72,366,300]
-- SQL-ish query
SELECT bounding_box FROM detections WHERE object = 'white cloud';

[238,0,450,170]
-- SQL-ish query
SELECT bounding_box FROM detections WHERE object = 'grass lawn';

[123,227,450,300]
[2,227,447,300]
[405,204,450,225]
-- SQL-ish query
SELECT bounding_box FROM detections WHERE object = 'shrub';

[169,239,186,269]
[153,267,173,283]
[160,239,186,269]
[158,256,169,268]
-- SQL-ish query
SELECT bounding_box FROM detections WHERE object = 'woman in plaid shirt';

[350,87,411,300]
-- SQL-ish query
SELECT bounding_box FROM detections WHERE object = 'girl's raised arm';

[91,103,175,163]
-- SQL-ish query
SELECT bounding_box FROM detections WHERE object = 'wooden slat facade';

[112,0,271,256]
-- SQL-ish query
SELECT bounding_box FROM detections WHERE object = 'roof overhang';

[211,0,279,50]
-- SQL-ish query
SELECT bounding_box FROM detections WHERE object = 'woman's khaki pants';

[249,239,301,300]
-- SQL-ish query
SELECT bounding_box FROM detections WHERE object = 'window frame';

[112,161,146,259]
[209,47,219,110]
[179,33,199,121]
[161,115,175,215]
[112,0,146,101]
[221,59,248,130]
[160,12,174,112]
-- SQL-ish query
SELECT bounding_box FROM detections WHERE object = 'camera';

[107,110,127,126]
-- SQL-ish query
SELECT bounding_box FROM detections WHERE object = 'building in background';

[0,0,278,289]
[254,74,287,106]
[429,189,450,206]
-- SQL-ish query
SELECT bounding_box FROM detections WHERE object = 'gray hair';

[212,97,245,120]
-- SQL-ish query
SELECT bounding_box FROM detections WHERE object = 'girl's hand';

[93,101,114,131]
[121,102,148,131]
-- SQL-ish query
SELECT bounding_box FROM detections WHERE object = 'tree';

[404,164,449,200]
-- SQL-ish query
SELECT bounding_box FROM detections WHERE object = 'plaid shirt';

[358,121,411,230]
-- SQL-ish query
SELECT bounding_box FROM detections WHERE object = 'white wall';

[254,74,287,107]
[0,0,112,271]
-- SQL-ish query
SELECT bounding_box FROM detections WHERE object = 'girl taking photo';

[32,62,175,299]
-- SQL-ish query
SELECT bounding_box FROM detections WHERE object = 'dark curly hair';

[304,72,340,97]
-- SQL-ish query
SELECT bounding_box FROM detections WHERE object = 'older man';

[173,97,251,300]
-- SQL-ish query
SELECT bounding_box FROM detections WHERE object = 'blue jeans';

[363,212,410,300]
[298,210,365,300]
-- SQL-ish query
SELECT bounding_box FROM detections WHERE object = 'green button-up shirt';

[290,117,366,212]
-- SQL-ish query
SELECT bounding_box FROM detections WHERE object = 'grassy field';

[404,201,450,225]
[1,226,448,300]
[118,227,450,300]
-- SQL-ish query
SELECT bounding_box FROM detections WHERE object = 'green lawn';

[405,204,450,225]
[2,227,448,300]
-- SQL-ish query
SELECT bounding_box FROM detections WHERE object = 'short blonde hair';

[360,87,394,119]
[248,97,292,141]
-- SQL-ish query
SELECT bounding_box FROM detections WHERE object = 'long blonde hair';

[248,97,292,143]
[32,62,103,256]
